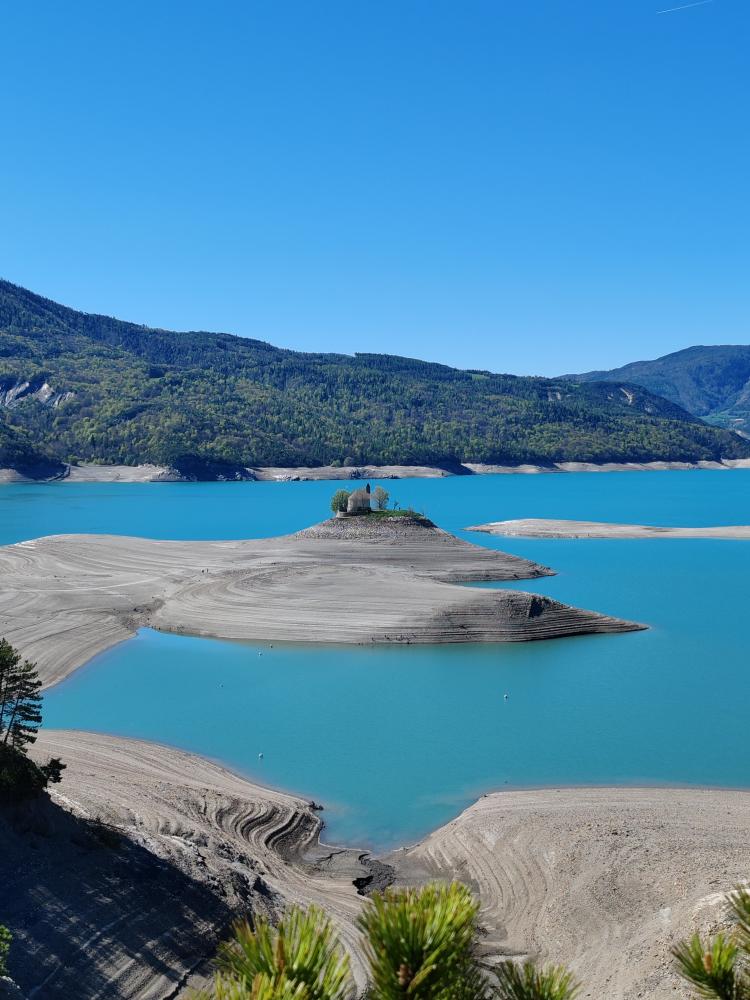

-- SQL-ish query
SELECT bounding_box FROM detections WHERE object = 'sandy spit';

[466,518,750,539]
[0,518,642,689]
[391,787,750,999]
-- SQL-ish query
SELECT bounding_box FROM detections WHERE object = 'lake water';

[3,471,750,848]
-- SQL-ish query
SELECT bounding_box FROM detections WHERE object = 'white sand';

[467,518,750,539]
[0,518,641,688]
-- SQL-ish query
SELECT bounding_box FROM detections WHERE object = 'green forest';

[2,279,749,475]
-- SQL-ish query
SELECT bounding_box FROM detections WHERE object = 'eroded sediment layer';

[0,730,368,999]
[0,517,642,688]
[467,518,750,539]
[391,787,750,1000]
[8,733,750,1000]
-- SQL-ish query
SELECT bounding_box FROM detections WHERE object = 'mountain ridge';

[568,345,750,436]
[2,279,749,476]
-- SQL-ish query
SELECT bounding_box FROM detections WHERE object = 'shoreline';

[467,517,750,540]
[2,457,750,483]
[4,729,750,998]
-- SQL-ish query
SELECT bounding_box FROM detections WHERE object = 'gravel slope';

[391,788,750,999]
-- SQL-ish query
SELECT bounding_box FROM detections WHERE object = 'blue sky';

[1,0,747,375]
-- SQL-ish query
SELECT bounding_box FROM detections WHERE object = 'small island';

[0,493,644,690]
[466,518,750,539]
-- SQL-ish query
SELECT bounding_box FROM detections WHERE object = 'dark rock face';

[0,977,25,999]
[0,794,246,999]
[169,454,255,481]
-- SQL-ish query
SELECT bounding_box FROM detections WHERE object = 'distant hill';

[1,280,749,476]
[569,346,750,437]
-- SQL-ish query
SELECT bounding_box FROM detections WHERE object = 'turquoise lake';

[3,471,749,848]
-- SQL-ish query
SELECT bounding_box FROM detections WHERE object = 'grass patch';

[369,508,429,521]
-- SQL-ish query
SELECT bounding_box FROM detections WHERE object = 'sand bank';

[467,518,750,539]
[392,787,750,999]
[0,517,642,689]
[7,733,750,999]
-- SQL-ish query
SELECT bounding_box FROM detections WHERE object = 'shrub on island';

[329,489,351,514]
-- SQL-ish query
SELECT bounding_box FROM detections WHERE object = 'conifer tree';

[674,887,750,999]
[0,638,42,750]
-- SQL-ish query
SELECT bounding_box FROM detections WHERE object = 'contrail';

[656,0,713,12]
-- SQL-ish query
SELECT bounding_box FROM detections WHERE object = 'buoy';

[504,693,509,701]
[258,752,264,759]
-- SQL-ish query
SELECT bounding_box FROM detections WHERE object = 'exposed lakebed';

[4,470,749,848]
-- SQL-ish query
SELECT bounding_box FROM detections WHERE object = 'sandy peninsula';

[2,732,748,999]
[466,518,750,539]
[0,516,643,689]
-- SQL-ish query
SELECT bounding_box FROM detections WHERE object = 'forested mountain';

[1,279,749,475]
[0,420,63,477]
[570,346,750,437]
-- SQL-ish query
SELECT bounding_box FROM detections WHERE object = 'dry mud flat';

[392,788,750,1000]
[0,516,642,688]
[5,733,750,999]
[467,518,750,539]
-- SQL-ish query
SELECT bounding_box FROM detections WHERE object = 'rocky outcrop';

[0,376,74,410]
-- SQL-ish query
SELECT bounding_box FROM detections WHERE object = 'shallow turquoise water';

[4,471,750,848]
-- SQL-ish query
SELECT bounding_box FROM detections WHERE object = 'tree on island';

[372,485,390,510]
[0,638,65,801]
[329,489,351,514]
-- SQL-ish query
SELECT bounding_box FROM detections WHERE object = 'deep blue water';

[3,471,750,848]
